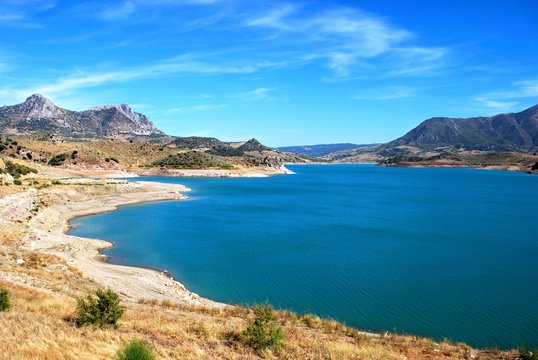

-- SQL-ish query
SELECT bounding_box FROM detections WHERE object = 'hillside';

[0,93,307,173]
[380,104,538,154]
[0,94,165,138]
[0,134,305,176]
[317,105,538,172]
[277,143,375,157]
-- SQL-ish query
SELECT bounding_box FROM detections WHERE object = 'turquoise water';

[70,165,538,349]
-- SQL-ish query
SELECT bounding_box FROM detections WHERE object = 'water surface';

[70,165,538,348]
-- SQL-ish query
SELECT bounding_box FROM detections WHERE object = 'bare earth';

[1,179,222,307]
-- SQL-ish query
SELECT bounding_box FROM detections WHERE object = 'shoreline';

[15,181,225,307]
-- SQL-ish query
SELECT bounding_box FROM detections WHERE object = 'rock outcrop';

[0,94,165,138]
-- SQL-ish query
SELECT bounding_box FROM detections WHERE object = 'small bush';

[0,286,11,311]
[76,288,124,328]
[519,346,538,360]
[117,339,156,360]
[48,153,67,166]
[26,152,32,160]
[13,179,22,185]
[242,305,284,350]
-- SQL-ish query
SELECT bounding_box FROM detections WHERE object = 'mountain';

[237,138,271,152]
[277,143,375,157]
[0,94,165,138]
[380,105,538,153]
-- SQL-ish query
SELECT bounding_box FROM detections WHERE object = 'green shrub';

[76,288,124,328]
[242,305,284,350]
[4,160,38,178]
[117,339,156,360]
[519,346,538,360]
[48,153,67,166]
[26,152,32,160]
[13,179,22,185]
[106,157,119,163]
[0,286,11,311]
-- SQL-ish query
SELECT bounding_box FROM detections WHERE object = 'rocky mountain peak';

[22,93,59,119]
[0,95,166,137]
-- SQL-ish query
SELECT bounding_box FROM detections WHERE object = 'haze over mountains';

[276,143,377,157]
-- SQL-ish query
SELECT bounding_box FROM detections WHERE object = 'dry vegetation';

[17,138,180,168]
[0,153,520,359]
[0,280,515,360]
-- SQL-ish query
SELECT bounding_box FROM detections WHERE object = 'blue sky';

[0,0,537,146]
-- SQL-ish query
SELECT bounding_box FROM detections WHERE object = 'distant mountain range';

[318,105,538,162]
[276,143,377,157]
[2,95,537,166]
[0,94,164,138]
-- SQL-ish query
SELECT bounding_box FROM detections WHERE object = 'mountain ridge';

[381,104,538,152]
[0,94,164,138]
[276,143,378,157]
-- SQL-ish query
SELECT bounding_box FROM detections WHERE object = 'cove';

[70,165,538,349]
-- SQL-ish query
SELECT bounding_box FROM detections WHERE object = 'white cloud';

[98,0,221,21]
[165,103,223,113]
[102,1,136,20]
[246,4,297,30]
[245,4,445,78]
[354,86,418,101]
[0,55,281,105]
[234,87,279,102]
[474,80,538,112]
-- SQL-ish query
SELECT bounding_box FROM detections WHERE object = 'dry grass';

[0,281,515,360]
[0,156,521,359]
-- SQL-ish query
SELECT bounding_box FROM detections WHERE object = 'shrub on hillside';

[242,305,284,350]
[116,339,156,360]
[0,286,11,311]
[2,160,38,178]
[519,346,538,360]
[76,288,124,328]
[48,153,67,166]
[151,151,233,169]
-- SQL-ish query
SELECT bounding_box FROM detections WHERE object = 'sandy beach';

[1,179,224,307]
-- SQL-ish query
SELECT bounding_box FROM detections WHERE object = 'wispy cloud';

[165,103,223,114]
[0,0,55,28]
[97,0,220,21]
[235,87,278,102]
[245,4,446,79]
[354,86,418,101]
[0,55,279,104]
[102,1,136,20]
[474,80,538,112]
